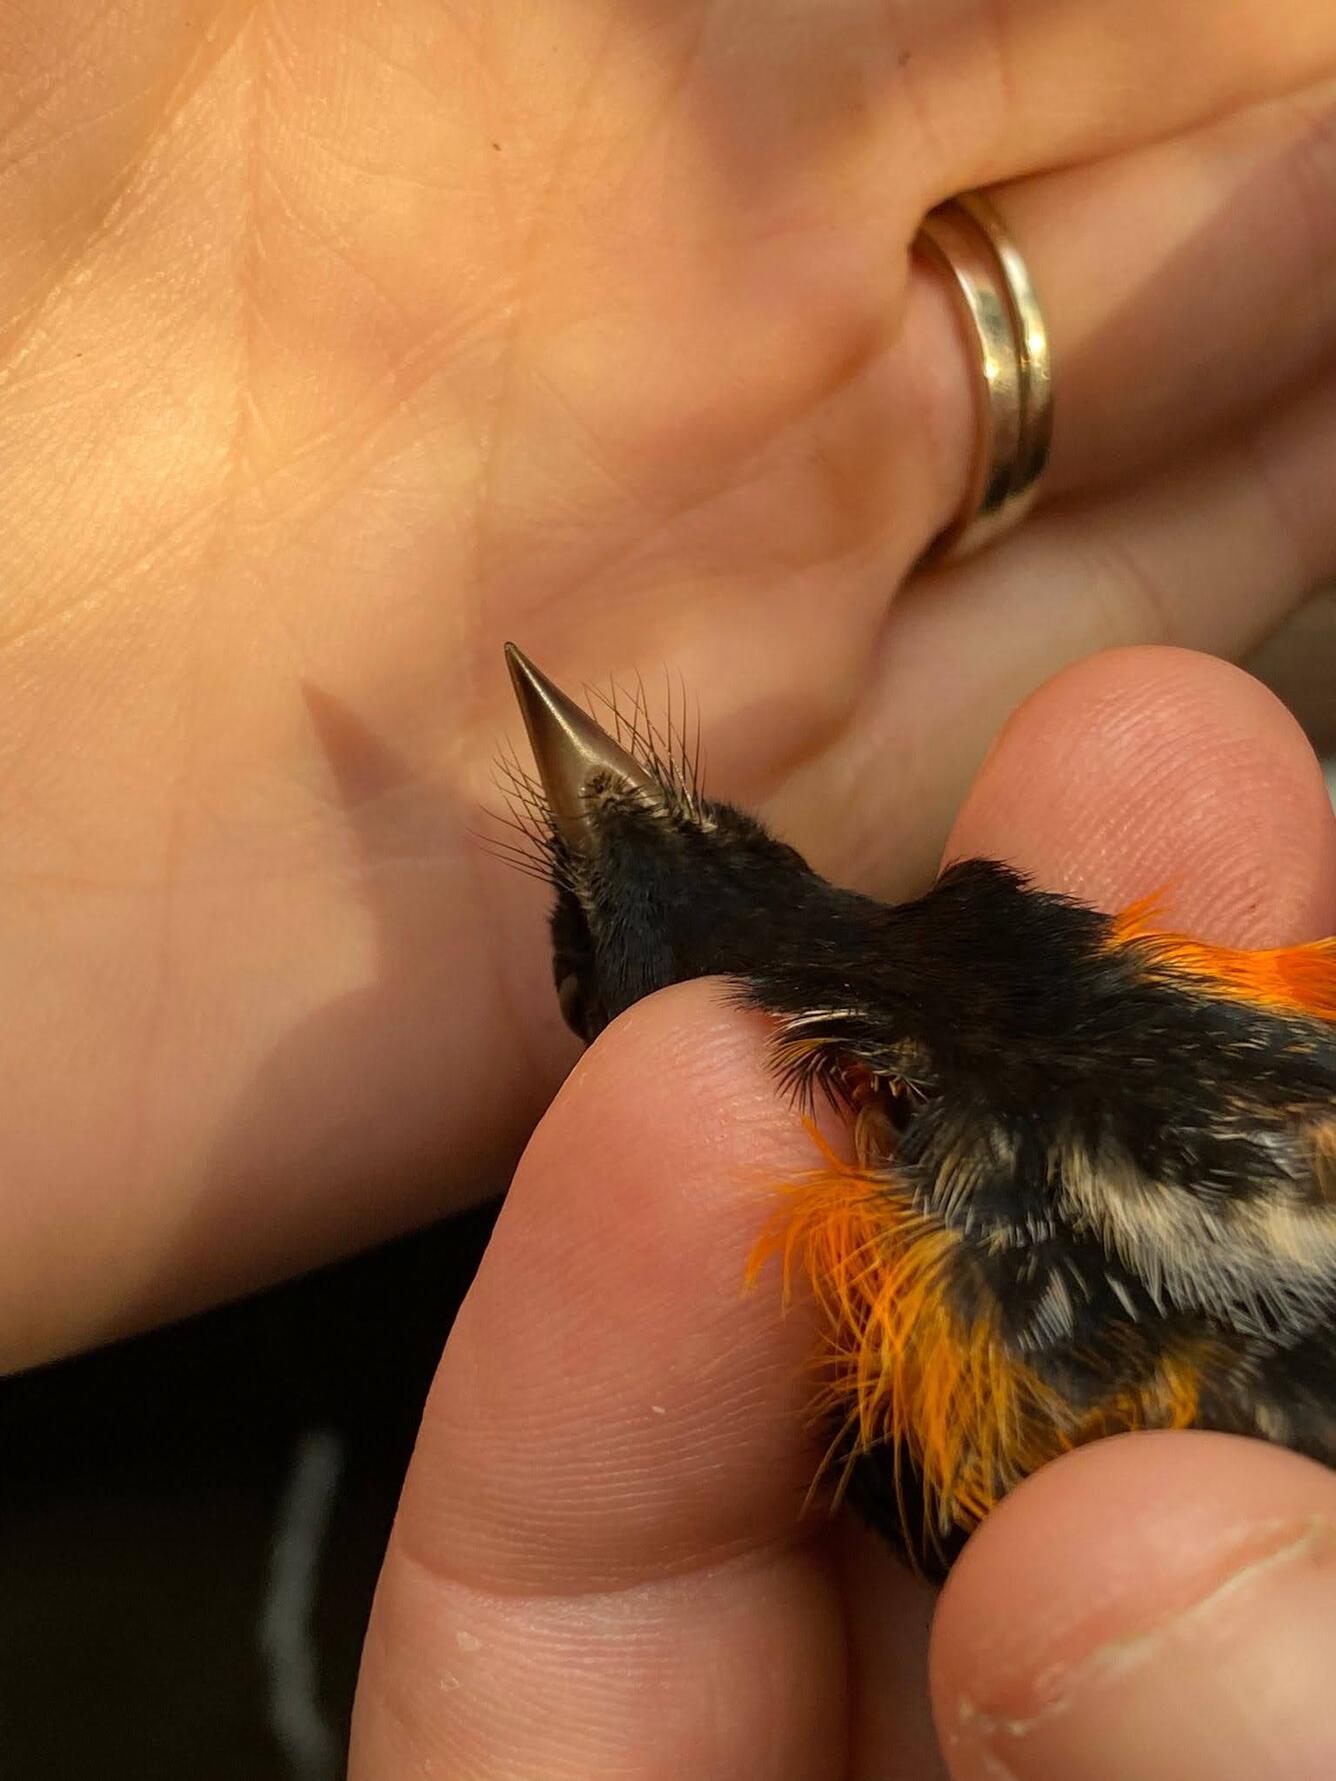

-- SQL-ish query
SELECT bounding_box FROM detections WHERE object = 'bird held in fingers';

[498,643,1336,1575]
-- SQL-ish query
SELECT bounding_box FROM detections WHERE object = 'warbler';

[500,643,1336,1574]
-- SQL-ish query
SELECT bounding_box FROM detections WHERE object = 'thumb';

[930,1430,1336,1779]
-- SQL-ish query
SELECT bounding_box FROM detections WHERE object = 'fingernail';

[953,1516,1336,1780]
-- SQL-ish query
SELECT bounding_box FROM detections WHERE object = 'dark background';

[1,1203,497,1780]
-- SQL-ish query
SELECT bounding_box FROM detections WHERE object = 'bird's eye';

[557,972,587,1036]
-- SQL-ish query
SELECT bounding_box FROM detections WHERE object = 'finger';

[931,1432,1336,1781]
[803,80,1336,661]
[779,357,1336,895]
[350,983,851,1781]
[889,0,1336,195]
[1251,588,1336,754]
[609,0,1336,217]
[836,1520,950,1781]
[976,80,1336,498]
[946,646,1336,945]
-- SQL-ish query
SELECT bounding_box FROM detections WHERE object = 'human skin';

[350,646,1336,1780]
[2,4,1336,1370]
[4,8,1336,1773]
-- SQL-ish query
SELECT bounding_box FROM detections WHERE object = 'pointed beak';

[504,643,658,855]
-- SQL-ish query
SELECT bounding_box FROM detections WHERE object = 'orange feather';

[1111,904,1336,1024]
[749,1142,1206,1547]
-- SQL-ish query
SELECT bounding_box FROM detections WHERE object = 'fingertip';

[931,1431,1336,1781]
[946,645,1336,945]
[398,979,822,1595]
[354,982,851,1779]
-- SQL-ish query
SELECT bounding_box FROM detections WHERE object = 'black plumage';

[502,648,1336,1571]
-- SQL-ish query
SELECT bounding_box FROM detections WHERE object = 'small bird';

[501,643,1336,1573]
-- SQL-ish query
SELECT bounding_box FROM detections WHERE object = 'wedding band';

[914,192,1053,564]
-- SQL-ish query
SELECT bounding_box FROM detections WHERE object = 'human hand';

[3,5,1335,1365]
[350,647,1336,1778]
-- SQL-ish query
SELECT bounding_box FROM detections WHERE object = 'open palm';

[2,2,1334,1377]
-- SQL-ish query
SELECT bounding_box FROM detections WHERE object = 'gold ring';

[914,192,1053,564]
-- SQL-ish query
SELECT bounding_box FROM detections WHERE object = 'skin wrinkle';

[0,15,105,146]
[877,0,987,187]
[223,5,270,518]
[976,514,1240,835]
[593,5,711,197]
[193,89,505,546]
[388,1514,801,1611]
[0,448,225,655]
[473,244,929,667]
[205,384,446,548]
[409,1376,818,1595]
[467,12,626,600]
[7,237,298,651]
[363,1529,847,1779]
[117,615,211,1236]
[976,0,1015,169]
[1223,102,1335,368]
[237,202,431,453]
[1272,85,1336,330]
[952,1516,1335,1753]
[65,10,272,1309]
[0,1,259,362]
[1250,366,1336,581]
[1,90,147,194]
[1089,524,1191,653]
[528,363,669,513]
[354,7,504,110]
[565,270,968,821]
[1237,406,1327,598]
[1010,92,1336,497]
[262,73,512,400]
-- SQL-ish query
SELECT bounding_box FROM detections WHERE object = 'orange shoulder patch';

[748,1143,1203,1551]
[1111,905,1336,1024]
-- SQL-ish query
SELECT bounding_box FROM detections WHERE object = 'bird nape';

[498,643,1336,1576]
